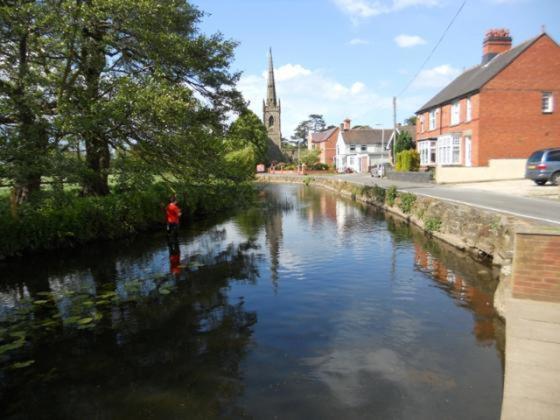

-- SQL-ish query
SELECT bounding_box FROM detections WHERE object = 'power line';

[397,0,468,98]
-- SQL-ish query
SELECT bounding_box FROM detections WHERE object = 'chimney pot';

[343,118,351,131]
[482,28,512,64]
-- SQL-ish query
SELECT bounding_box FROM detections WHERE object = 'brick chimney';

[343,118,351,131]
[482,28,512,65]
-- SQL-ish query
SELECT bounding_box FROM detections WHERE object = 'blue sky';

[192,0,560,137]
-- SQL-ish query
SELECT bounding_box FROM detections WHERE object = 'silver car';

[525,148,560,186]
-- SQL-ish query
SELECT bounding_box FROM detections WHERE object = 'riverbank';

[0,181,255,259]
[258,174,535,267]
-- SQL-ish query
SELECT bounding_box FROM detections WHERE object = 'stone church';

[263,49,282,148]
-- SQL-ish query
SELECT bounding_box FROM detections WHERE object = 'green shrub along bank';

[0,181,254,258]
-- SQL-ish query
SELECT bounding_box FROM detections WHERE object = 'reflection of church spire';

[265,208,283,293]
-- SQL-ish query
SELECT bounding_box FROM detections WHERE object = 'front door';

[465,136,472,167]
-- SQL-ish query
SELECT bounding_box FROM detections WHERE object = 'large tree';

[291,114,326,146]
[56,0,244,195]
[0,0,64,204]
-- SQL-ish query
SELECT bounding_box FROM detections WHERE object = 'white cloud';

[348,38,370,45]
[394,34,427,48]
[351,82,366,94]
[238,64,397,137]
[333,0,440,21]
[411,64,461,89]
[264,64,311,82]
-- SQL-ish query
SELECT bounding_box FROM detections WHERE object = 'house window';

[429,110,436,130]
[349,145,356,152]
[542,92,554,113]
[419,141,436,166]
[361,145,367,152]
[437,134,461,165]
[451,101,461,125]
[420,115,425,133]
[466,97,472,121]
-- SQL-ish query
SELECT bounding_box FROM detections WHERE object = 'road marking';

[410,191,560,226]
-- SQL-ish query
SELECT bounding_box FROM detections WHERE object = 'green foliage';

[398,192,416,214]
[223,147,257,182]
[424,217,442,233]
[226,110,268,163]
[1,0,244,198]
[291,114,326,145]
[395,130,415,155]
[303,176,313,187]
[0,181,253,257]
[404,116,417,126]
[386,186,398,206]
[395,150,420,172]
[299,149,320,166]
[372,185,386,204]
[310,163,330,171]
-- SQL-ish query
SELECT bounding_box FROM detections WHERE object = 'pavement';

[500,297,560,420]
[314,174,560,226]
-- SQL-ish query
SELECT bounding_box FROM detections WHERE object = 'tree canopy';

[0,0,246,203]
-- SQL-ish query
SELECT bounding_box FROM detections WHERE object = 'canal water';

[0,184,504,419]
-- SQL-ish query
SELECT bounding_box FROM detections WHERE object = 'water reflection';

[0,184,504,419]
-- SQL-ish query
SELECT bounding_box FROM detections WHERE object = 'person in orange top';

[166,195,182,241]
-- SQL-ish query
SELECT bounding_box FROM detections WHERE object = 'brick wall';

[512,229,560,302]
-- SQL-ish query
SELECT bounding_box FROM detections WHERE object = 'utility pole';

[392,96,397,165]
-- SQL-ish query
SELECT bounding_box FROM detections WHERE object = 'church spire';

[267,48,277,106]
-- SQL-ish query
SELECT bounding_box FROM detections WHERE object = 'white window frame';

[542,92,554,113]
[466,97,472,122]
[429,110,436,130]
[349,145,356,152]
[418,140,437,166]
[450,101,461,125]
[436,134,461,165]
[361,145,367,152]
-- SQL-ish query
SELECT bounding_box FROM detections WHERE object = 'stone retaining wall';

[386,170,434,183]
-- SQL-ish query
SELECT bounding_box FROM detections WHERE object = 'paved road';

[317,174,560,226]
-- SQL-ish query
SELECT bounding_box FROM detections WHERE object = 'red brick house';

[416,29,560,168]
[308,126,339,166]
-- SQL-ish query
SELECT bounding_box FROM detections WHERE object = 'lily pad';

[33,300,49,305]
[10,360,35,369]
[159,288,171,295]
[0,339,25,355]
[78,317,93,325]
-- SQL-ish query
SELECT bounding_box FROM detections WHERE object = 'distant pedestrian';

[166,195,182,241]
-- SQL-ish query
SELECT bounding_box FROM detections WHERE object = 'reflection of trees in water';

[0,238,259,419]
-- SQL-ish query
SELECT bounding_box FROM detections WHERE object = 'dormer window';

[542,92,554,113]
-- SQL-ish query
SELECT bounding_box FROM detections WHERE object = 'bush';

[386,185,398,206]
[398,192,416,214]
[0,181,254,257]
[395,150,420,172]
[424,217,442,233]
[311,163,329,171]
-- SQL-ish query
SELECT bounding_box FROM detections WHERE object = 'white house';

[335,119,394,173]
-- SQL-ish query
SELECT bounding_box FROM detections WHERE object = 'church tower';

[263,49,282,147]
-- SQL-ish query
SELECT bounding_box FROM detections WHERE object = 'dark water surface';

[0,184,504,419]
